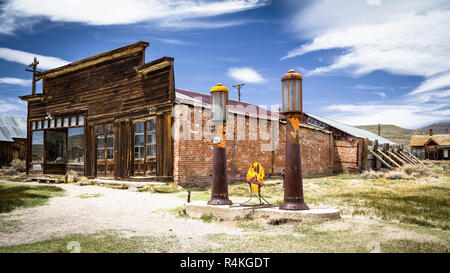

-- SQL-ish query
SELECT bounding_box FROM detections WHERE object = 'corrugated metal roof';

[0,116,27,142]
[175,88,281,121]
[307,114,397,145]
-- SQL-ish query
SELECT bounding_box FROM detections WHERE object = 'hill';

[356,125,413,146]
[356,122,450,146]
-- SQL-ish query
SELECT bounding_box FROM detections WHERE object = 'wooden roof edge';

[38,41,150,79]
[135,56,174,72]
[19,93,44,101]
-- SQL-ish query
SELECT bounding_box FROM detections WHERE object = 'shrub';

[361,170,384,179]
[3,168,18,176]
[10,159,26,173]
[385,171,405,180]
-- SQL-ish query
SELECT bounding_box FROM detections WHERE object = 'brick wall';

[333,138,364,173]
[173,104,333,187]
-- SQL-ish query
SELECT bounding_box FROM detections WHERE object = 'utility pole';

[378,123,381,136]
[232,82,245,102]
[25,57,40,95]
[231,82,245,185]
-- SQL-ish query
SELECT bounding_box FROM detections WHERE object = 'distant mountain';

[416,122,450,135]
[356,122,450,146]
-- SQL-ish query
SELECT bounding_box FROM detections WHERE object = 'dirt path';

[0,182,241,251]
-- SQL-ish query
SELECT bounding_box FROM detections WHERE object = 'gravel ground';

[0,182,242,251]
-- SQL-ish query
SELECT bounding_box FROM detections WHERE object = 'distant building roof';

[410,134,450,147]
[0,116,27,142]
[307,113,397,145]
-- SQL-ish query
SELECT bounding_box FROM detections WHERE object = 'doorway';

[95,124,115,177]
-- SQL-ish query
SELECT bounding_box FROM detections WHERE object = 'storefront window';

[45,130,66,164]
[31,131,44,162]
[134,122,145,159]
[68,127,84,164]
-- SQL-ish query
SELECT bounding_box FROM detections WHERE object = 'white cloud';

[227,67,266,83]
[326,103,448,129]
[373,92,386,99]
[0,77,29,86]
[353,84,384,91]
[0,98,26,114]
[0,0,268,34]
[0,47,70,69]
[283,0,450,128]
[409,71,450,95]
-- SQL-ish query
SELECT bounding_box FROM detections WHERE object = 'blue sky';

[0,0,449,129]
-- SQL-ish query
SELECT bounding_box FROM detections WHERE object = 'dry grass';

[188,169,450,230]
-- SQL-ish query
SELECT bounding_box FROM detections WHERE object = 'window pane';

[146,119,156,158]
[106,134,114,160]
[71,116,77,126]
[31,121,36,130]
[45,130,66,164]
[31,131,43,162]
[49,119,55,128]
[43,120,48,129]
[95,125,104,134]
[78,116,84,126]
[146,145,156,157]
[36,120,42,129]
[56,118,62,127]
[63,117,69,127]
[68,127,84,164]
[97,135,105,160]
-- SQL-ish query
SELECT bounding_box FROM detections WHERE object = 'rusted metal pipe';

[280,113,309,210]
[208,123,232,205]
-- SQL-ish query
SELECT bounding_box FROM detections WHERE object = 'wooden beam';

[377,149,402,168]
[401,151,425,166]
[387,150,407,165]
[362,138,369,171]
[369,148,394,170]
[396,151,416,165]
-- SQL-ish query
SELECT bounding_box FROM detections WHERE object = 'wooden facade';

[20,42,174,180]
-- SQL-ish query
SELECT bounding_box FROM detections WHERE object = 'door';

[95,124,115,177]
[133,118,157,176]
[44,129,67,175]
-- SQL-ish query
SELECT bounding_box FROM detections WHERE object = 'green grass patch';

[0,216,22,233]
[0,183,65,213]
[140,184,181,193]
[200,213,214,223]
[0,230,180,253]
[77,193,103,199]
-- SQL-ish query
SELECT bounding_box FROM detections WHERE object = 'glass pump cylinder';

[281,69,302,113]
[210,83,228,122]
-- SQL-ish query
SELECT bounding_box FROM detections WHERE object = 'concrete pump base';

[185,201,340,221]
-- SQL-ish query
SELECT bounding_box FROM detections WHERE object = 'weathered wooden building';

[20,42,174,179]
[410,130,450,160]
[0,116,27,166]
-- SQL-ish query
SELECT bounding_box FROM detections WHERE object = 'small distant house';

[0,116,27,166]
[410,129,450,160]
